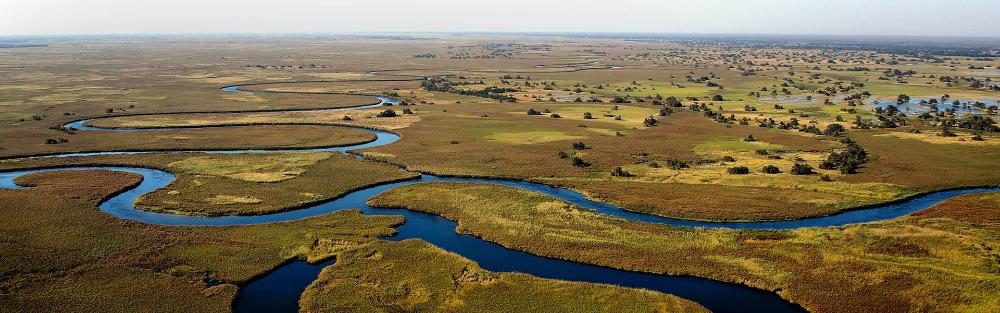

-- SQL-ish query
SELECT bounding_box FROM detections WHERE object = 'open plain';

[1,33,998,312]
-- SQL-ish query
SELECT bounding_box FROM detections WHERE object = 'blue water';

[870,98,997,116]
[233,258,338,313]
[4,81,997,312]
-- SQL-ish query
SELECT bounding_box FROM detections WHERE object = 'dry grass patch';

[168,152,331,183]
[485,131,585,145]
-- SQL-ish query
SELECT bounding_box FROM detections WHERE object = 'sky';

[2,0,999,37]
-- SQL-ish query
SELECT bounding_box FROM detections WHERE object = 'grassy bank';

[369,182,1000,312]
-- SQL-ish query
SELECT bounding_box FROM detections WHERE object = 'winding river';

[2,81,997,313]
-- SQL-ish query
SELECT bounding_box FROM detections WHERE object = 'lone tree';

[761,165,781,174]
[790,163,815,175]
[819,138,868,174]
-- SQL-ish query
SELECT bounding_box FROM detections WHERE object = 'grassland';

[0,152,419,216]
[0,169,403,312]
[0,165,707,312]
[301,239,706,312]
[370,182,1000,312]
[1,35,998,312]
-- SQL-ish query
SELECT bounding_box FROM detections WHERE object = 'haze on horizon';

[2,0,999,38]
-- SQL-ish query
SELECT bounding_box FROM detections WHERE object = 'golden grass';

[301,240,707,313]
[168,152,331,183]
[87,107,421,130]
[370,182,1000,313]
[485,131,585,145]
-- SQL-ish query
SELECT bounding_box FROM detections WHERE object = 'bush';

[402,108,413,114]
[376,109,397,117]
[823,123,846,136]
[342,115,353,121]
[712,95,725,101]
[45,138,68,144]
[744,134,756,142]
[583,112,593,119]
[820,140,868,174]
[550,113,561,118]
[571,157,590,167]
[527,108,542,115]
[761,165,781,174]
[790,163,815,175]
[727,166,750,174]
[720,156,736,162]
[557,151,569,159]
[610,167,632,177]
[643,117,658,127]
[572,142,587,150]
[664,159,688,169]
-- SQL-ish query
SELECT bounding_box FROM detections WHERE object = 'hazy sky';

[2,0,999,37]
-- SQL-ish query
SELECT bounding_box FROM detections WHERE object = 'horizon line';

[2,31,1000,41]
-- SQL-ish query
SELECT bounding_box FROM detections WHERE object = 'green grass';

[369,182,1000,312]
[0,170,403,312]
[301,240,707,312]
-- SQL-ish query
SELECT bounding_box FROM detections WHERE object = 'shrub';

[727,166,750,174]
[376,109,398,117]
[583,112,593,119]
[610,167,633,177]
[823,123,846,136]
[572,142,587,150]
[665,159,688,169]
[820,140,868,174]
[820,175,833,181]
[342,115,353,121]
[402,108,413,114]
[571,157,590,167]
[557,151,569,159]
[790,163,815,175]
[643,117,658,127]
[550,113,561,118]
[527,108,542,115]
[761,165,781,174]
[744,134,756,142]
[712,95,725,101]
[45,138,68,144]
[720,156,736,162]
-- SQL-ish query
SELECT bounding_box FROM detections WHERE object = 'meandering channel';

[2,80,997,313]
